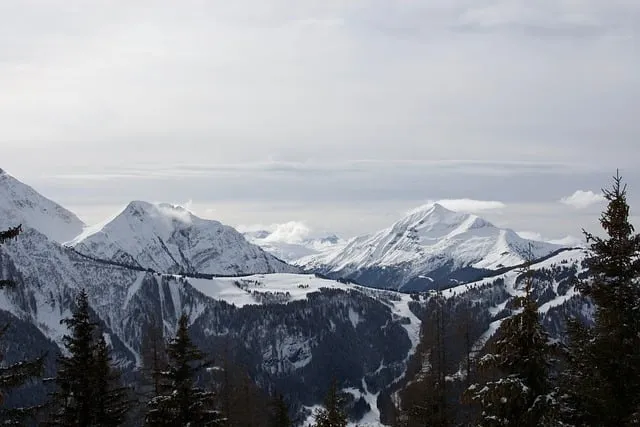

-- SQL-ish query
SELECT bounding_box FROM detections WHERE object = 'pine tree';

[561,172,640,425]
[0,223,45,425]
[48,289,97,426]
[313,379,347,427]
[48,289,131,426]
[145,313,222,427]
[270,394,291,427]
[466,255,556,426]
[92,336,133,426]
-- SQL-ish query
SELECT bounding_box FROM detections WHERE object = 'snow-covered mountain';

[69,201,299,275]
[300,203,565,291]
[0,168,85,243]
[244,229,344,263]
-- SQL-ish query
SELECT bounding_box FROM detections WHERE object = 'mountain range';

[69,200,297,275]
[0,168,590,425]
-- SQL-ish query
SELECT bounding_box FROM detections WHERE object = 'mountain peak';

[302,202,562,290]
[119,201,197,226]
[404,202,462,224]
[407,202,453,216]
[123,200,154,217]
[401,202,468,232]
[72,201,298,275]
[125,200,153,210]
[0,168,85,243]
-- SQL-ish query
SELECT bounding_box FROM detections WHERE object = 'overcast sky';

[2,0,639,240]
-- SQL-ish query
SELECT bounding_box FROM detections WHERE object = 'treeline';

[393,172,640,426]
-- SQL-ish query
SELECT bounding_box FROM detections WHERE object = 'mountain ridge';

[0,169,85,243]
[69,200,299,276]
[299,203,566,291]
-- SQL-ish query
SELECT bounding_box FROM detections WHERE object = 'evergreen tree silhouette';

[145,313,222,426]
[561,171,640,425]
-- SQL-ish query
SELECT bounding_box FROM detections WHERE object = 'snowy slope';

[69,201,299,275]
[300,203,564,290]
[189,272,421,353]
[442,248,587,300]
[0,168,85,243]
[189,272,420,342]
[442,247,590,352]
[189,271,422,394]
[189,273,353,307]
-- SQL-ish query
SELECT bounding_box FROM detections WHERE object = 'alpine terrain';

[0,168,608,426]
[69,200,299,275]
[300,203,565,291]
[0,169,420,424]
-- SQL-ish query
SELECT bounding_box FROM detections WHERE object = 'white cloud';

[154,203,193,225]
[236,223,270,233]
[237,221,314,244]
[560,190,605,209]
[264,221,313,244]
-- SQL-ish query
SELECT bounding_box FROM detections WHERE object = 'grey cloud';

[33,161,639,208]
[454,0,639,37]
[45,159,601,180]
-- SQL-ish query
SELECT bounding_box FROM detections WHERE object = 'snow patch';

[348,308,362,328]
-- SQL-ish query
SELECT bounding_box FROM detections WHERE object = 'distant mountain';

[244,229,344,263]
[69,201,299,275]
[300,203,565,291]
[0,168,85,243]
